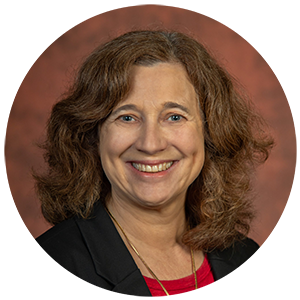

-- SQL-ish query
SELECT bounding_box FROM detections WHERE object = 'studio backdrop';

[5,5,295,248]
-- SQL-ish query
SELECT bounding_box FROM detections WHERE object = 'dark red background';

[5,5,296,245]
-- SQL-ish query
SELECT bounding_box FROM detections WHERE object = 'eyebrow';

[110,104,139,117]
[162,101,191,115]
[110,101,191,117]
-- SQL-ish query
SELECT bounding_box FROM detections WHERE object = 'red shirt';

[143,254,214,296]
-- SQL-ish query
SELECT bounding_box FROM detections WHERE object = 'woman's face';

[99,63,205,209]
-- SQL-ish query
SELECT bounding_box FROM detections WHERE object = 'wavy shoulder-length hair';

[34,30,274,251]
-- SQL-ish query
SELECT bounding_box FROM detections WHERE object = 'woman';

[35,30,274,296]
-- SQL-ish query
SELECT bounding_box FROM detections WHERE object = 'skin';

[99,63,205,280]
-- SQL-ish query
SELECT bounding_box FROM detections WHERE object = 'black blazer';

[4,202,295,297]
[36,202,259,296]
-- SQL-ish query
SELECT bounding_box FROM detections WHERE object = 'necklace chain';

[106,207,198,296]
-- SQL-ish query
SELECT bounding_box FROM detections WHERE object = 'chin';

[133,192,181,210]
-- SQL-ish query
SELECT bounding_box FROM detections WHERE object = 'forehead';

[118,63,198,109]
[131,63,193,94]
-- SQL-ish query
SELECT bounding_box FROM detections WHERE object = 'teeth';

[132,162,174,173]
[166,162,172,169]
[152,165,158,172]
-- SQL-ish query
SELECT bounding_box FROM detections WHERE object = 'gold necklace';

[106,207,198,296]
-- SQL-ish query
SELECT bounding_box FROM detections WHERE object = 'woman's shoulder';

[35,201,105,248]
[35,217,89,265]
[35,209,114,290]
[207,238,259,297]
[208,237,260,263]
[36,218,78,245]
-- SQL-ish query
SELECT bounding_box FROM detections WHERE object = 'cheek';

[99,129,129,185]
[99,128,134,162]
[173,127,205,156]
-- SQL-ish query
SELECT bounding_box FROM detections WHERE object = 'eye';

[167,114,183,122]
[120,115,136,122]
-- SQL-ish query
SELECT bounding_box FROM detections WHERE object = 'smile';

[131,162,174,173]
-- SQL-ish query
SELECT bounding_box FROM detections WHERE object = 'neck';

[106,192,187,251]
[105,191,205,281]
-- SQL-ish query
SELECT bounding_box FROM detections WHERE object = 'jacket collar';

[75,201,151,296]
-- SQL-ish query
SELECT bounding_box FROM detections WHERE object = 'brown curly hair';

[33,30,274,251]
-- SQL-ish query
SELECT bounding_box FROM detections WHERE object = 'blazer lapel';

[75,202,151,296]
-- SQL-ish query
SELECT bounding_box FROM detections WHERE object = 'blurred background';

[5,5,296,245]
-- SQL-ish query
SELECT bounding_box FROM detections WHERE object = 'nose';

[135,122,168,155]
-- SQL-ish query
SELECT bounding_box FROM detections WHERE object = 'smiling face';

[99,63,205,209]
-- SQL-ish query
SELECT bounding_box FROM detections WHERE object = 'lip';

[126,160,179,178]
[129,160,175,166]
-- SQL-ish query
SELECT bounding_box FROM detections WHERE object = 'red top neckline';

[143,254,214,296]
